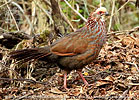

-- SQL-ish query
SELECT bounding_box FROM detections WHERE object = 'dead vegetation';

[0,0,139,99]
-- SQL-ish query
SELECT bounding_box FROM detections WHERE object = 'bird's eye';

[99,11,103,14]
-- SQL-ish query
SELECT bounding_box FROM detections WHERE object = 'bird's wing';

[50,29,90,56]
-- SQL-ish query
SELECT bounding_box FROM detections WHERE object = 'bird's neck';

[85,16,106,40]
[86,16,103,29]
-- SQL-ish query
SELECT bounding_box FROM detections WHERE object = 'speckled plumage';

[9,7,108,89]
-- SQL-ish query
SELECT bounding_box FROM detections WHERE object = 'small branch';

[116,0,130,15]
[0,27,9,32]
[0,77,48,85]
[5,0,20,31]
[35,1,54,25]
[107,26,139,35]
[127,83,139,86]
[108,0,115,32]
[21,0,27,13]
[99,0,102,7]
[11,1,34,34]
[43,0,51,7]
[0,31,32,40]
[61,12,75,31]
[83,0,89,15]
[106,0,130,21]
[64,0,87,22]
[14,93,33,100]
[0,31,32,48]
[0,0,11,8]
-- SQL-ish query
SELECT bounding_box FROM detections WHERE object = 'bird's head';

[90,7,109,21]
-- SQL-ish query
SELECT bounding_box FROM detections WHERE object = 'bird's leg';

[77,70,88,85]
[63,71,68,90]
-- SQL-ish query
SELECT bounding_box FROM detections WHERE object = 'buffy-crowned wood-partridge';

[9,7,109,90]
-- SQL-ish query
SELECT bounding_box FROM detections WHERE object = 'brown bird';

[9,7,109,90]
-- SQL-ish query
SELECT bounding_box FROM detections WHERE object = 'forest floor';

[0,27,139,100]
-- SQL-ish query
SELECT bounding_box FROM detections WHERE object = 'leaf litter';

[0,27,139,100]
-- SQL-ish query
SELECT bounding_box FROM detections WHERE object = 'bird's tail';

[9,47,50,63]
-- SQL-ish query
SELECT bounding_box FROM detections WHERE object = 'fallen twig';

[0,77,48,85]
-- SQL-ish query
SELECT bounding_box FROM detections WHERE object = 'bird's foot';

[63,85,69,91]
[63,72,70,91]
[77,71,89,85]
[83,79,89,86]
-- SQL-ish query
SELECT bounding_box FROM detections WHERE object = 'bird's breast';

[76,20,106,62]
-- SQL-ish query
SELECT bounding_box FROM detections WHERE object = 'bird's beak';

[105,12,109,16]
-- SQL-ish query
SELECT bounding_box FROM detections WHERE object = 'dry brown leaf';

[104,76,115,82]
[99,88,106,95]
[127,76,133,80]
[117,83,127,91]
[108,91,118,95]
[125,65,129,69]
[121,36,135,46]
[50,87,64,94]
[131,67,137,73]
[117,63,124,71]
[71,90,80,96]
[135,38,139,47]
[116,34,125,40]
[96,80,112,87]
